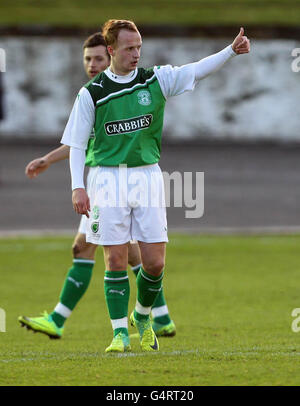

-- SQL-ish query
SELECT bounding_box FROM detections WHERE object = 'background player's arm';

[25,145,70,179]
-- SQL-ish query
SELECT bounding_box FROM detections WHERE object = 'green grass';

[1,233,300,386]
[1,0,300,27]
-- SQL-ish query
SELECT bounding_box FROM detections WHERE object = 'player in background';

[18,32,176,339]
[63,20,250,352]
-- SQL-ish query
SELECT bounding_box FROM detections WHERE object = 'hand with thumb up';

[231,27,250,54]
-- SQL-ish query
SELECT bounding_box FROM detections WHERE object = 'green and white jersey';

[85,129,95,167]
[61,64,197,168]
[86,67,165,167]
[61,45,236,179]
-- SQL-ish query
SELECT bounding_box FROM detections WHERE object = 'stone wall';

[0,36,299,141]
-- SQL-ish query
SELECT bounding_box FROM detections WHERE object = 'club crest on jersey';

[105,114,153,136]
[91,222,99,233]
[137,90,152,106]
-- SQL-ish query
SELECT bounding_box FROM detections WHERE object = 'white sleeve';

[154,45,236,98]
[70,147,86,190]
[194,45,236,80]
[61,87,95,150]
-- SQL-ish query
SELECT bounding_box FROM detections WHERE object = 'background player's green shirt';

[85,132,95,167]
[84,68,166,167]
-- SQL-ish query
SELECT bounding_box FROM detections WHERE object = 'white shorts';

[78,167,139,244]
[85,164,168,246]
[79,216,138,245]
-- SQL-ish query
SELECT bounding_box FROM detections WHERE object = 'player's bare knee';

[72,242,82,258]
[72,242,96,260]
[128,255,141,268]
[143,260,165,277]
[107,251,127,271]
[128,243,141,267]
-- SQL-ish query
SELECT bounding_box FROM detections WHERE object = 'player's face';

[83,45,110,79]
[109,29,142,75]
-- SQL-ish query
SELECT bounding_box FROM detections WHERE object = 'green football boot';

[105,332,131,353]
[152,320,176,337]
[130,312,159,352]
[18,311,63,339]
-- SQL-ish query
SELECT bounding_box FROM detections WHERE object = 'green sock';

[131,264,142,277]
[152,288,172,325]
[104,270,130,337]
[132,264,171,325]
[134,267,164,322]
[51,258,94,327]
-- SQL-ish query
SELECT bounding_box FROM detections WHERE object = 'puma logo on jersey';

[67,277,83,288]
[92,80,104,88]
[109,289,126,296]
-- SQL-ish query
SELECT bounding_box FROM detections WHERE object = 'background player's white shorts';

[78,213,87,235]
[86,164,168,245]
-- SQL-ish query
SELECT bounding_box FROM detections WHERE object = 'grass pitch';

[1,233,300,386]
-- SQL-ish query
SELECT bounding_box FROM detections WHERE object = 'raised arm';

[25,145,70,179]
[231,27,250,55]
[155,27,250,98]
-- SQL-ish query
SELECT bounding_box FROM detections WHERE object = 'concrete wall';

[0,36,299,141]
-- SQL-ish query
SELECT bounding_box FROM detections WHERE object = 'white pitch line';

[0,229,75,238]
[0,349,199,363]
[2,226,300,238]
[2,348,300,363]
[103,349,200,358]
[170,226,300,235]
